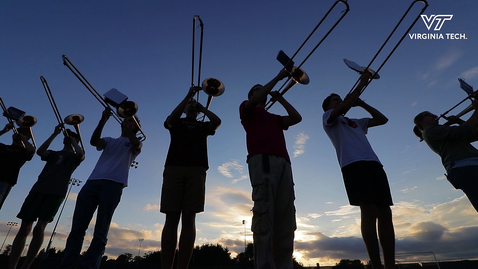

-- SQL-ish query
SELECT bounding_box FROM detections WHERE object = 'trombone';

[62,55,146,142]
[191,15,225,120]
[437,78,476,122]
[0,96,37,148]
[346,0,428,96]
[40,76,86,152]
[265,0,350,110]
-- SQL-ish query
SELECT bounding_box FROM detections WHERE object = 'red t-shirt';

[239,100,290,162]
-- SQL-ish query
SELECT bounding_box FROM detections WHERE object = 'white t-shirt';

[323,109,381,168]
[87,137,140,187]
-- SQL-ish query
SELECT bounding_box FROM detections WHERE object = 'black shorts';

[341,161,393,206]
[17,192,64,222]
[160,166,206,213]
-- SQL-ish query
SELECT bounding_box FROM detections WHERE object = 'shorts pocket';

[251,179,264,201]
[251,200,269,235]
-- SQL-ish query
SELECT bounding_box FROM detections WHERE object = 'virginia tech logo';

[420,15,453,30]
[408,14,467,40]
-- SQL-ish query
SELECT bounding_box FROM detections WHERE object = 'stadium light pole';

[0,221,18,253]
[242,220,246,252]
[138,238,144,257]
[43,178,81,258]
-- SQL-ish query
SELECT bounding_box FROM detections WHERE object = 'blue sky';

[1,0,478,266]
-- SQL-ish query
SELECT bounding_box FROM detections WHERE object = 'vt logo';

[420,15,453,31]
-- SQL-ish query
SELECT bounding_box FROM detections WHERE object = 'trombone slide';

[454,104,474,119]
[41,75,86,151]
[265,0,350,111]
[189,16,225,120]
[62,55,146,142]
[0,97,37,148]
[347,0,428,96]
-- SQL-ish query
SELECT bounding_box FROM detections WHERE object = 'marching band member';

[0,124,35,210]
[160,86,221,269]
[240,69,301,269]
[59,107,142,269]
[322,71,395,269]
[414,97,478,212]
[9,125,84,269]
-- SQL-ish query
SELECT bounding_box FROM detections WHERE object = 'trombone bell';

[344,58,380,79]
[103,88,139,118]
[291,66,310,85]
[117,101,138,118]
[264,67,309,111]
[64,114,84,125]
[17,115,37,128]
[202,78,225,97]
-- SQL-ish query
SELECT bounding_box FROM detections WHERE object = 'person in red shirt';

[240,69,301,269]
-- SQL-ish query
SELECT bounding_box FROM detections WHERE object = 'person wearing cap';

[322,71,395,269]
[413,96,478,212]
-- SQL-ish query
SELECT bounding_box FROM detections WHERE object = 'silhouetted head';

[322,93,341,112]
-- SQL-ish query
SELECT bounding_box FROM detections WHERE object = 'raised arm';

[355,99,388,127]
[37,124,62,158]
[121,117,142,153]
[327,71,372,124]
[166,87,200,128]
[69,136,85,161]
[16,132,36,158]
[269,91,302,127]
[196,102,221,131]
[0,123,13,137]
[244,69,290,113]
[464,98,478,130]
[90,107,111,149]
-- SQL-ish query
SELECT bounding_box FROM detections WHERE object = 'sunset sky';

[1,0,478,266]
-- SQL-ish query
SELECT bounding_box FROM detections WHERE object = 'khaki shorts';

[160,166,206,213]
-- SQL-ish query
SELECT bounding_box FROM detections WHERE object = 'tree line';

[0,242,308,269]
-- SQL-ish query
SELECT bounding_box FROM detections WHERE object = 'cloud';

[48,195,478,267]
[306,213,322,219]
[294,225,478,265]
[418,49,464,87]
[217,160,248,183]
[324,205,360,216]
[203,186,253,224]
[101,225,162,258]
[406,221,447,241]
[144,204,159,211]
[434,50,463,71]
[292,197,478,265]
[402,168,416,175]
[293,132,309,158]
[460,66,478,80]
[294,232,369,263]
[399,186,418,193]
